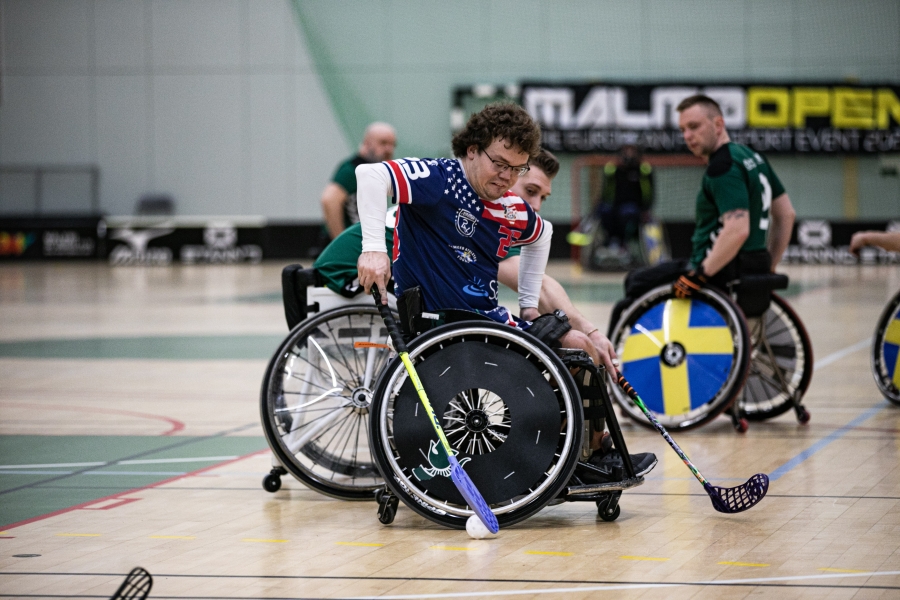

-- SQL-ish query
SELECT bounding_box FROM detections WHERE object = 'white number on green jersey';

[759,173,772,231]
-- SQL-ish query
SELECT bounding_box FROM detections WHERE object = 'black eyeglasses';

[482,149,530,176]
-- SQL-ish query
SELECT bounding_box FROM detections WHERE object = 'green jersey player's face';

[679,104,724,158]
[465,139,531,201]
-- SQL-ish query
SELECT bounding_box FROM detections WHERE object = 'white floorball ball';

[466,515,495,539]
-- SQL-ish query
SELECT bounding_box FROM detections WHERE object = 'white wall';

[0,0,348,219]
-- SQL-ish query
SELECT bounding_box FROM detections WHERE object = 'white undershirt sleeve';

[355,163,392,253]
[517,220,552,310]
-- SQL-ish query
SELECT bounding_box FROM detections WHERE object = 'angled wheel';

[739,293,813,421]
[638,220,671,267]
[369,322,583,530]
[261,305,396,500]
[873,289,900,405]
[608,285,751,430]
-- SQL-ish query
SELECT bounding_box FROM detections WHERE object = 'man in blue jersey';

[355,103,656,480]
[355,102,596,360]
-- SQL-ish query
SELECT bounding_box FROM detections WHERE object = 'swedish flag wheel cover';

[621,297,736,419]
[875,292,900,403]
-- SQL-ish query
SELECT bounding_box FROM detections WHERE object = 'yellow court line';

[525,550,573,556]
[620,555,669,562]
[242,538,288,543]
[430,545,474,551]
[719,561,770,567]
[56,533,101,537]
[149,535,195,540]
[818,567,870,573]
[335,542,384,547]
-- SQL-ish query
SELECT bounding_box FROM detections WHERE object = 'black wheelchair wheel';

[369,322,583,530]
[608,284,751,430]
[872,289,900,405]
[739,293,813,421]
[260,305,396,500]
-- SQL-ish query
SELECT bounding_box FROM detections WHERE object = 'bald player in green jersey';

[672,94,796,297]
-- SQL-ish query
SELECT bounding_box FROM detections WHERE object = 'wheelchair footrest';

[564,476,644,497]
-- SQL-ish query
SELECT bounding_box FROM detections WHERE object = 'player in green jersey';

[673,94,796,297]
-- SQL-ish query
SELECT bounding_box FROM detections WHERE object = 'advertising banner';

[521,82,900,154]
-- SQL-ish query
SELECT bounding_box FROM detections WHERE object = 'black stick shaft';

[372,287,407,353]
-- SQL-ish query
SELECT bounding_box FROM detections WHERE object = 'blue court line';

[769,403,887,481]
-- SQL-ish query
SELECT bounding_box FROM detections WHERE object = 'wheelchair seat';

[732,273,789,318]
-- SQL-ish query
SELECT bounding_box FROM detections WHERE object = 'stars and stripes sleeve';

[382,159,446,206]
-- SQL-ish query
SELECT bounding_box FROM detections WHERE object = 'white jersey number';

[759,173,772,231]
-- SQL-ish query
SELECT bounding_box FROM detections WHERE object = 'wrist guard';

[527,309,572,348]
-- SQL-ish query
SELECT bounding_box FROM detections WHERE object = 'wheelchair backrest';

[734,273,789,318]
[281,264,323,330]
[397,285,491,340]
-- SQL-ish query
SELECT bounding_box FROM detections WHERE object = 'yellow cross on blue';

[620,298,735,416]
[884,312,900,388]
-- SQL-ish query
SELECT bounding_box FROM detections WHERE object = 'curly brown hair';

[451,102,541,159]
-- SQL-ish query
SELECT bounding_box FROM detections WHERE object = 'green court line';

[0,435,269,527]
[0,335,284,360]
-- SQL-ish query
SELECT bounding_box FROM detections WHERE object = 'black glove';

[527,310,572,348]
[673,268,707,299]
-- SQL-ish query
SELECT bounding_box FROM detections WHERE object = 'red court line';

[2,402,185,435]
[1,449,269,531]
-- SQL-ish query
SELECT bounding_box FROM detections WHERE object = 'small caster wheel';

[597,502,621,522]
[262,473,282,493]
[796,407,811,424]
[734,418,749,433]
[373,487,385,504]
[377,494,399,525]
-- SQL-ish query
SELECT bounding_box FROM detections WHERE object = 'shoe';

[578,449,657,484]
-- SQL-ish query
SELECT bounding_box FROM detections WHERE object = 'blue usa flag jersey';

[383,157,544,324]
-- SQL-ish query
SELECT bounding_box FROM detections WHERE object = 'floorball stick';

[372,287,499,534]
[615,371,769,513]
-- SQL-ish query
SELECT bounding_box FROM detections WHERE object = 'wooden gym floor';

[1,261,899,599]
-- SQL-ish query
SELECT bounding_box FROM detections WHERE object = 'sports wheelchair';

[872,288,900,404]
[259,265,397,499]
[607,264,812,432]
[261,267,647,529]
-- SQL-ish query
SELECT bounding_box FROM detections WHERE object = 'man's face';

[511,167,552,213]
[678,105,722,158]
[362,129,397,161]
[465,138,530,201]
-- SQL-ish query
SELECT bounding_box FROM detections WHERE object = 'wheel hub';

[464,409,489,433]
[349,387,372,413]
[661,342,686,367]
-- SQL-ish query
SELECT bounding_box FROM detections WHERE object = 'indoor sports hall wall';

[1,0,898,222]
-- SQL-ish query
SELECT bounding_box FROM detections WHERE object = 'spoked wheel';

[609,285,751,430]
[369,322,583,530]
[260,305,396,500]
[873,289,900,405]
[739,293,813,421]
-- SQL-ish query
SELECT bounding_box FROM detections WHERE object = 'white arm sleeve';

[517,220,552,309]
[356,163,392,253]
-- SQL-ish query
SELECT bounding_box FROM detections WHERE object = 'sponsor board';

[519,82,900,154]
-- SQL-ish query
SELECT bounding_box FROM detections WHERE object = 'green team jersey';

[314,222,394,295]
[331,154,368,229]
[690,142,786,268]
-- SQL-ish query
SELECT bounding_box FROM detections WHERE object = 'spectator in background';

[596,144,654,252]
[321,122,397,240]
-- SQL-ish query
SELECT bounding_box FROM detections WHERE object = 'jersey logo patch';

[450,245,476,264]
[462,277,489,297]
[503,205,518,223]
[455,209,478,237]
